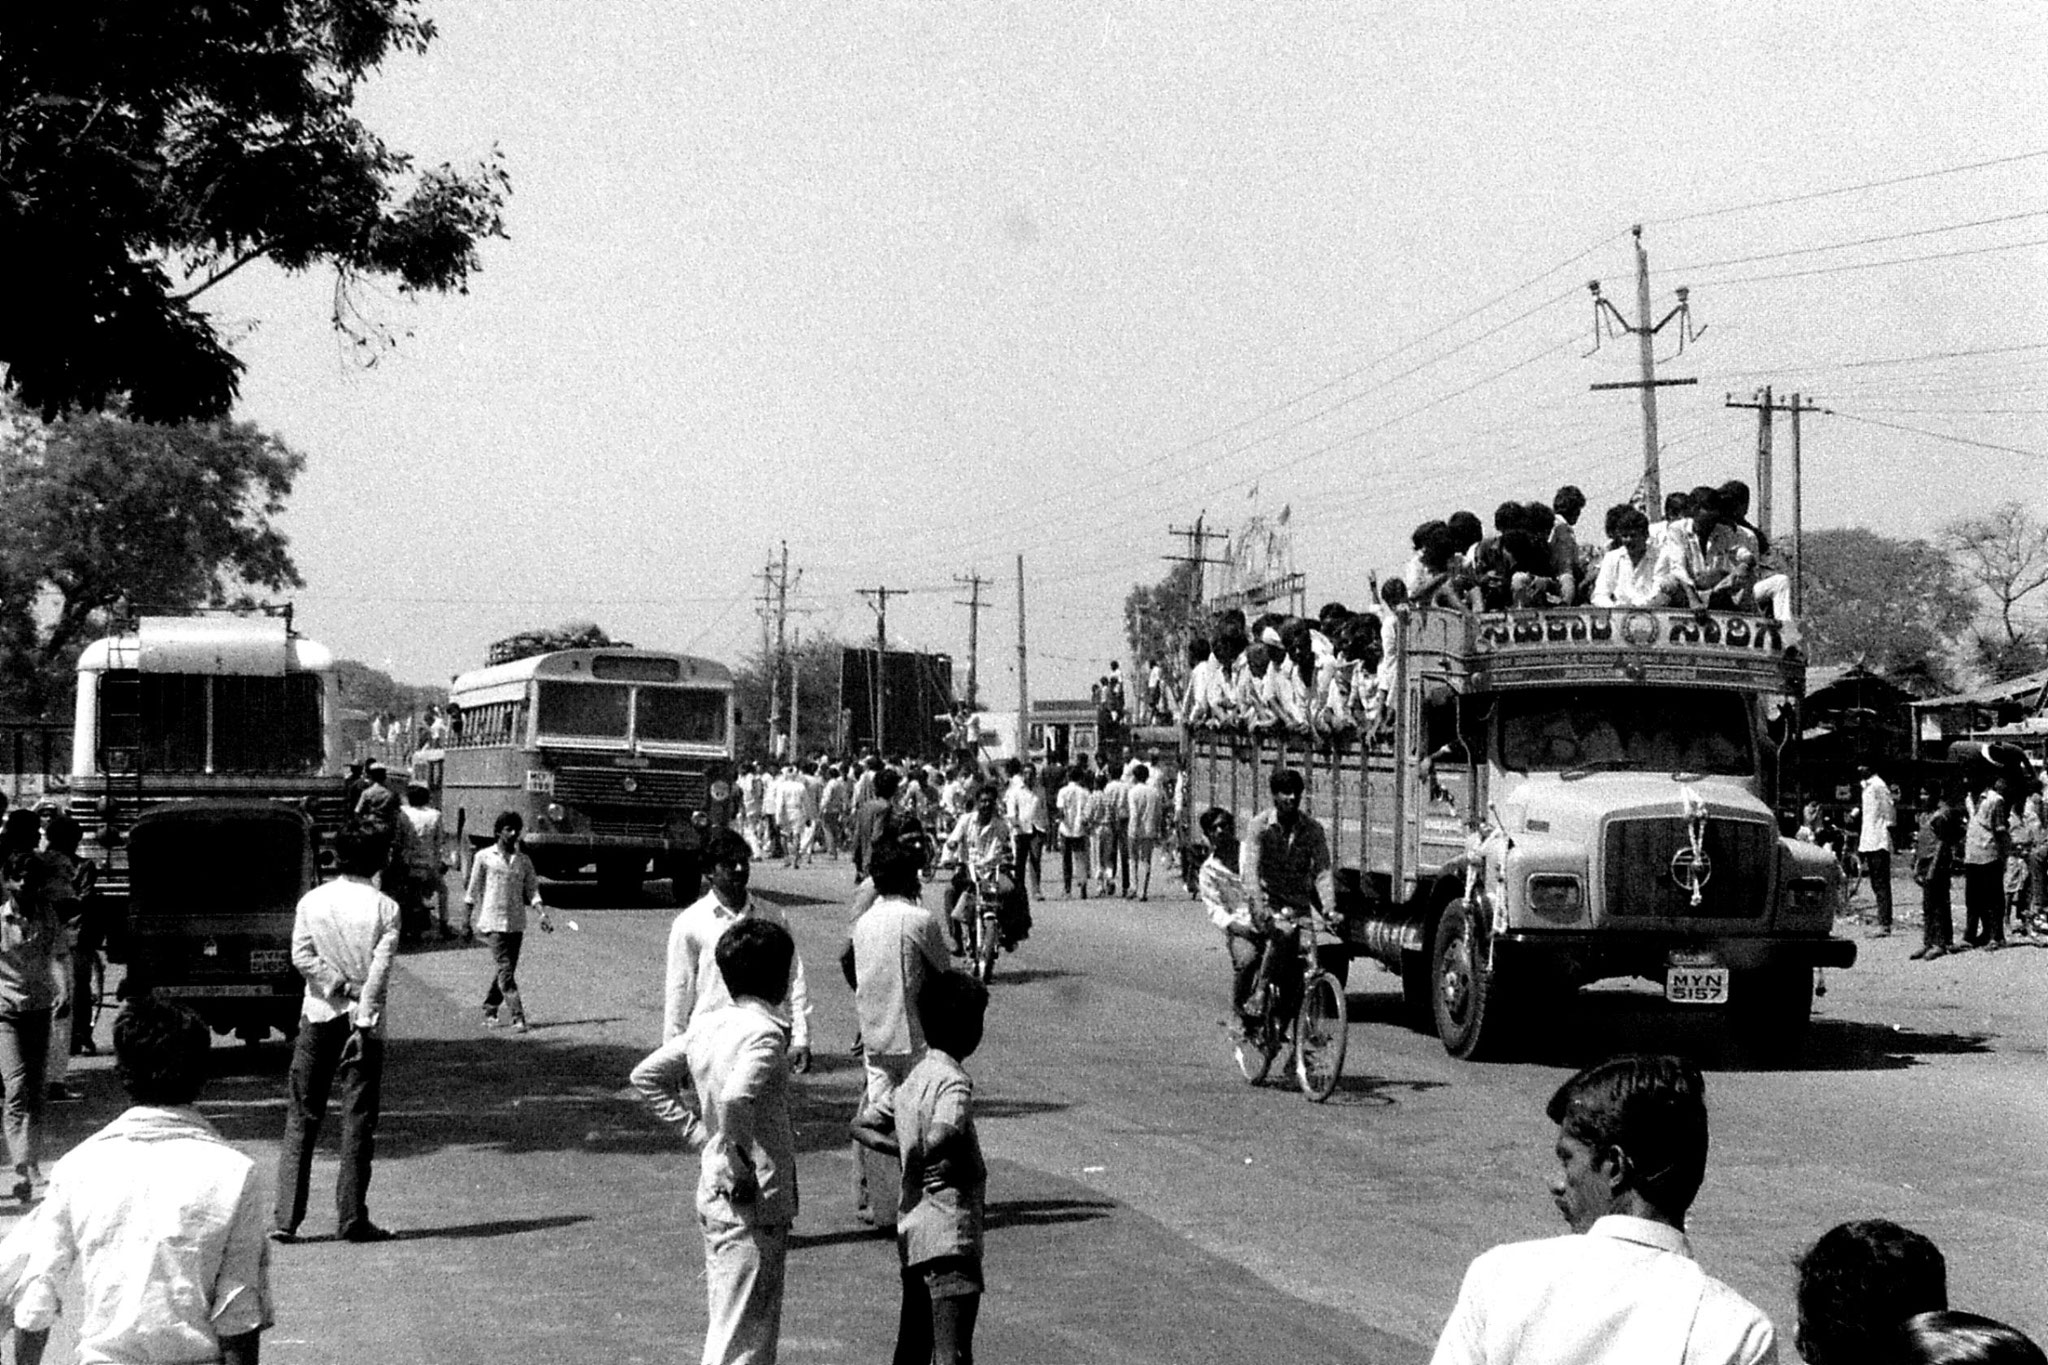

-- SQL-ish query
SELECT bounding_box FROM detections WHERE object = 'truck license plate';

[249,949,290,974]
[1665,966,1729,1004]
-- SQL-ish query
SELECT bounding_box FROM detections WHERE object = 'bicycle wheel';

[1294,972,1348,1101]
[975,911,998,984]
[1840,851,1864,907]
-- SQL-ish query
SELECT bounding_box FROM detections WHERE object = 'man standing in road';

[1240,767,1336,982]
[1962,768,2011,951]
[1126,762,1164,902]
[852,768,902,885]
[851,840,951,1126]
[1430,1054,1777,1365]
[273,821,401,1244]
[1056,765,1093,899]
[1103,764,1133,898]
[1857,765,1896,936]
[664,830,813,1072]
[631,918,801,1365]
[464,812,550,1030]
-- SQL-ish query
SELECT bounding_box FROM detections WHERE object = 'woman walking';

[0,847,61,1202]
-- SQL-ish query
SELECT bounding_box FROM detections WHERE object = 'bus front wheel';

[596,856,647,904]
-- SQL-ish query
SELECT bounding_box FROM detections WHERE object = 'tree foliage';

[0,3,510,422]
[1123,559,1201,674]
[0,409,305,717]
[1940,500,2048,656]
[333,658,444,718]
[1796,527,1974,688]
[733,634,850,763]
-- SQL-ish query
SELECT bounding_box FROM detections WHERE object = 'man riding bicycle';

[1238,768,1339,1020]
[941,784,1012,956]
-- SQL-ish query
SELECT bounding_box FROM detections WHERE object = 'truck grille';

[553,767,705,809]
[1603,815,1774,919]
[586,813,672,840]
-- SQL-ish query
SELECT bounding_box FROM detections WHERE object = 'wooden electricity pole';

[856,586,898,755]
[1588,226,1702,512]
[953,571,990,710]
[1015,555,1029,750]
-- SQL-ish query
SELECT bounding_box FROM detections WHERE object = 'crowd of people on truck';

[1174,476,1792,744]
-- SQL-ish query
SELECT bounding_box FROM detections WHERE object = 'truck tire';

[1727,965,1814,1067]
[1431,903,1514,1061]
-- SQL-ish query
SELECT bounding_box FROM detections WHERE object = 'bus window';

[214,675,324,773]
[636,688,726,745]
[99,672,210,773]
[536,682,628,740]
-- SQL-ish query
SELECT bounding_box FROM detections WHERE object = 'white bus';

[70,613,346,900]
[441,647,737,901]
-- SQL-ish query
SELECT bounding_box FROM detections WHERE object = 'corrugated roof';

[1912,668,2048,709]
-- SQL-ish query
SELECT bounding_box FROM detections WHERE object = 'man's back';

[1127,782,1163,837]
[1431,1216,1775,1365]
[851,895,949,1055]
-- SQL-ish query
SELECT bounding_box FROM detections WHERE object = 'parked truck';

[1180,604,1857,1063]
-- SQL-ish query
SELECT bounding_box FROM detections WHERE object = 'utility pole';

[953,571,991,710]
[787,625,800,760]
[1164,513,1231,669]
[1588,226,1703,512]
[856,586,897,755]
[1015,555,1029,753]
[756,544,799,759]
[1723,388,1825,614]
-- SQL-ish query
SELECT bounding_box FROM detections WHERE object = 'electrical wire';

[1648,149,2048,227]
[1691,235,2048,288]
[1667,208,2048,273]
[1827,410,2048,461]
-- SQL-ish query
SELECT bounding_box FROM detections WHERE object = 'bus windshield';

[1498,686,1753,775]
[636,688,727,745]
[535,681,630,740]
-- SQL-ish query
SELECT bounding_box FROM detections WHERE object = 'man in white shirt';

[631,919,800,1365]
[1001,763,1046,901]
[1056,767,1094,899]
[5,997,272,1365]
[1592,506,1661,608]
[273,822,402,1244]
[1430,1054,1777,1365]
[1858,764,1897,936]
[664,830,812,1071]
[1126,763,1165,901]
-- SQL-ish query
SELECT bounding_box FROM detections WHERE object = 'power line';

[1667,207,2048,273]
[1707,340,2048,380]
[1826,409,2048,461]
[1692,234,2048,288]
[1649,148,2048,227]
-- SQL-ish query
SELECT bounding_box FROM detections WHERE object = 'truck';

[69,612,348,907]
[1180,604,1857,1063]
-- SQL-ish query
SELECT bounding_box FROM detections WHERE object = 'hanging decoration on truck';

[1672,784,1714,907]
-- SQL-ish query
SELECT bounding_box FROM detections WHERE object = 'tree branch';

[173,247,269,304]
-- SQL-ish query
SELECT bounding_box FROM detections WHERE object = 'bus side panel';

[442,746,533,849]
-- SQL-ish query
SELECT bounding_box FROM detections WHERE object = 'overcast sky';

[210,0,2048,711]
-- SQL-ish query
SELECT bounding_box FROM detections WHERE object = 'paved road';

[15,858,2047,1362]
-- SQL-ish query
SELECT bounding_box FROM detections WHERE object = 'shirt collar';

[1587,1214,1692,1259]
[734,995,791,1034]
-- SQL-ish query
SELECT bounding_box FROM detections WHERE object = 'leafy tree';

[1971,633,2048,684]
[488,620,626,666]
[1,4,510,422]
[333,659,445,718]
[1797,527,1973,689]
[734,634,851,763]
[1123,559,1202,677]
[0,410,304,717]
[1940,501,2048,681]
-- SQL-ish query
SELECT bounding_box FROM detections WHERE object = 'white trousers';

[700,1217,789,1365]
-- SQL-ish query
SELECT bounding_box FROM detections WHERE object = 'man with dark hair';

[853,767,904,883]
[1430,1054,1776,1364]
[664,829,811,1071]
[272,820,401,1244]
[464,811,549,1029]
[1236,769,1335,994]
[3,999,272,1365]
[1858,765,1897,936]
[1793,1219,1947,1364]
[631,917,800,1365]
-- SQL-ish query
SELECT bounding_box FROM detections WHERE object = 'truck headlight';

[1790,876,1830,911]
[709,779,732,801]
[1527,874,1584,918]
[545,802,566,824]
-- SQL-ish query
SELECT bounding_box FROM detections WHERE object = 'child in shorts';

[894,971,990,1365]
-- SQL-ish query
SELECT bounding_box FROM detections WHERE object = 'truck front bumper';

[1493,931,1858,980]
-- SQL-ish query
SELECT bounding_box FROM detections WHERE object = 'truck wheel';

[1431,903,1513,1061]
[1727,965,1814,1067]
[597,857,648,904]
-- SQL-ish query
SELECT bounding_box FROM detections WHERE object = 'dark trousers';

[893,1262,981,1365]
[70,952,97,1051]
[1108,826,1131,894]
[1922,871,1953,950]
[274,1014,384,1235]
[482,931,525,1020]
[1012,832,1042,898]
[1864,848,1893,928]
[1059,836,1089,896]
[1964,860,2006,946]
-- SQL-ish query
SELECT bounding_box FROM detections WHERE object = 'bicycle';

[1232,909,1348,1101]
[938,860,1006,984]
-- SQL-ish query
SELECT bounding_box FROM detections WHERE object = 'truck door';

[1406,675,1474,893]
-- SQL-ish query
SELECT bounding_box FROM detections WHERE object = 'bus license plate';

[249,949,290,974]
[1666,966,1729,1005]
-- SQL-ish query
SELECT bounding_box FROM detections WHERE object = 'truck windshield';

[535,681,629,740]
[636,688,727,744]
[1498,687,1753,775]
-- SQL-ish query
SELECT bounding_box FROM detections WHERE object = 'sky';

[208,0,2048,717]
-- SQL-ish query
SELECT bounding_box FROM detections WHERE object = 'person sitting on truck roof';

[1237,645,1281,734]
[1648,489,1693,555]
[1592,505,1662,608]
[1550,485,1589,604]
[1507,513,1568,608]
[1470,503,1525,610]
